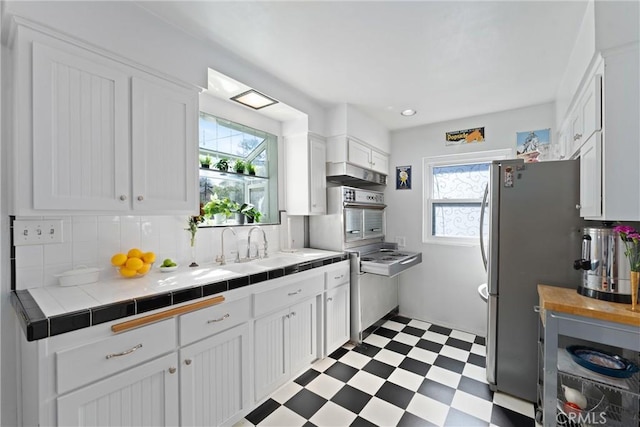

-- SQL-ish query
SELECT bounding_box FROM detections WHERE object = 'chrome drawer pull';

[400,257,417,265]
[207,313,230,323]
[106,343,142,359]
[288,289,302,296]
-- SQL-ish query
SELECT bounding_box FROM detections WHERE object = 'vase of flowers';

[186,204,205,267]
[614,224,640,311]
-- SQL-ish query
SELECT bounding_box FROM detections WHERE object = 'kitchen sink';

[251,255,302,269]
[215,263,267,275]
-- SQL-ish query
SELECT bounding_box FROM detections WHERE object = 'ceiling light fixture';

[400,109,417,116]
[230,89,279,110]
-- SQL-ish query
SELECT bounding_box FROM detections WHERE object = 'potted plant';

[203,194,233,224]
[242,204,262,224]
[213,158,230,172]
[234,159,246,174]
[200,154,212,168]
[230,201,245,224]
[246,161,256,176]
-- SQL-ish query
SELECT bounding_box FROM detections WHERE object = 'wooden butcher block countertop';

[538,284,640,327]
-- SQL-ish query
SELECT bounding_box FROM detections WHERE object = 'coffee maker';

[573,224,635,303]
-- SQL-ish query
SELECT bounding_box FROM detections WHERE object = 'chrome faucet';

[247,226,268,260]
[216,227,239,265]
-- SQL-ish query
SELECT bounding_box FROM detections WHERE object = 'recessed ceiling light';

[401,109,417,116]
[230,89,279,110]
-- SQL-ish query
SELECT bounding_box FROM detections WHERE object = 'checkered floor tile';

[241,315,536,427]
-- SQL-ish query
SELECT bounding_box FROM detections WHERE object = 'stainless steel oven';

[309,186,423,343]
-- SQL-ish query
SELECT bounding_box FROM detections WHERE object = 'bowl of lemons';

[111,249,156,278]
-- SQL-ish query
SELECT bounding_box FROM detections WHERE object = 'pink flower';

[614,225,636,235]
[628,233,640,241]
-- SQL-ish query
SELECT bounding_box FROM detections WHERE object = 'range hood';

[326,162,387,186]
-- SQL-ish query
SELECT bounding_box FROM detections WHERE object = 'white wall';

[326,103,390,153]
[386,102,555,336]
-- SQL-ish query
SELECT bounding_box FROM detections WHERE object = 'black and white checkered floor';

[239,315,536,427]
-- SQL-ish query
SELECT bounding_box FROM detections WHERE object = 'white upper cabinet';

[11,23,199,215]
[131,76,197,212]
[327,135,389,175]
[284,133,326,215]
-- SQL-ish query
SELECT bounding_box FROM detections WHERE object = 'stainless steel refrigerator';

[482,159,586,402]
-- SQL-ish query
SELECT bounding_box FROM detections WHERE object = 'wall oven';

[309,186,422,342]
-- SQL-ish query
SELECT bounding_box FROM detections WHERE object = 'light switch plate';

[13,219,64,246]
[395,236,406,248]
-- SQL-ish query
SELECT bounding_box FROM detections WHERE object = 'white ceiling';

[138,1,588,130]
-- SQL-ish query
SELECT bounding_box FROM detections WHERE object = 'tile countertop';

[537,284,640,327]
[12,249,347,341]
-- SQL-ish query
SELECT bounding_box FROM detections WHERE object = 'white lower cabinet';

[254,297,318,401]
[180,323,251,427]
[57,352,179,427]
[325,284,350,355]
[19,261,350,426]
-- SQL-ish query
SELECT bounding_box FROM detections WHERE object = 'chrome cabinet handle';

[348,230,361,234]
[573,133,582,141]
[288,289,302,296]
[106,343,142,359]
[137,196,144,201]
[185,359,192,365]
[290,311,296,317]
[576,204,581,210]
[400,256,418,265]
[533,306,541,313]
[168,367,177,374]
[207,313,230,323]
[119,195,127,201]
[327,297,333,302]
[370,228,382,232]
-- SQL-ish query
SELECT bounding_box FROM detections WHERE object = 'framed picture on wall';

[396,166,411,190]
[516,128,551,162]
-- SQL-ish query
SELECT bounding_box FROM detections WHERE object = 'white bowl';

[55,267,102,287]
[159,265,179,273]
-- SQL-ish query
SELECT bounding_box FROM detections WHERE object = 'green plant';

[199,154,212,167]
[203,194,234,218]
[213,158,230,171]
[246,162,256,175]
[233,159,246,174]
[240,203,262,223]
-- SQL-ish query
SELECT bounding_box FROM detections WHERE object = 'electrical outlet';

[13,220,64,246]
[395,236,406,248]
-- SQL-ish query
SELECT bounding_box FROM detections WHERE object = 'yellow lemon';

[111,253,127,267]
[119,267,137,278]
[142,252,156,264]
[127,248,143,259]
[125,257,144,271]
[137,262,151,275]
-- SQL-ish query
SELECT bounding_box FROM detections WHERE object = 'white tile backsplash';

[14,215,284,291]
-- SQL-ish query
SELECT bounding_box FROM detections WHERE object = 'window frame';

[423,149,512,245]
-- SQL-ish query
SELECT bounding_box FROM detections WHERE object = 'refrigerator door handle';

[486,294,498,386]
[479,184,489,272]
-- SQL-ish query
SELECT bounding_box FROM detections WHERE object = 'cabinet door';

[309,136,327,214]
[580,74,603,146]
[131,76,198,213]
[289,297,318,375]
[325,284,350,355]
[57,353,179,427]
[32,42,130,211]
[347,139,371,169]
[579,134,602,218]
[180,323,251,427]
[370,149,389,174]
[254,307,288,400]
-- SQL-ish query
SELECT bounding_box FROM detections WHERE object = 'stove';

[350,243,422,278]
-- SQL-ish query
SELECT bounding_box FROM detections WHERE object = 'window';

[423,150,511,244]
[198,112,278,226]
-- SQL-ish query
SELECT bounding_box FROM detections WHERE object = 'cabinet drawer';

[253,275,323,317]
[56,318,176,394]
[179,297,251,346]
[325,263,350,289]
